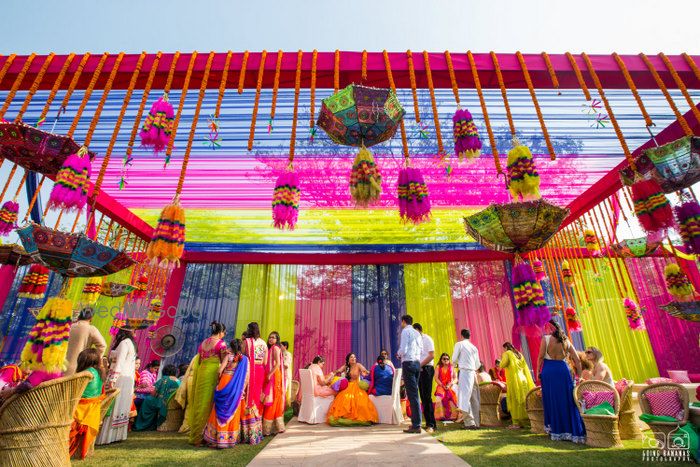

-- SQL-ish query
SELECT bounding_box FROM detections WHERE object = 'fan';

[149,325,185,358]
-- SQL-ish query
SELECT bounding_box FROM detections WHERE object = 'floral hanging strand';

[406,50,421,123]
[14,53,54,122]
[541,52,561,95]
[445,51,481,162]
[0,53,37,119]
[564,307,582,332]
[507,137,540,201]
[423,51,446,165]
[17,264,50,300]
[516,51,555,160]
[361,50,368,82]
[272,51,302,230]
[565,52,591,101]
[623,298,645,331]
[658,52,700,126]
[664,263,695,301]
[247,50,268,151]
[309,49,318,142]
[675,200,700,254]
[613,53,653,127]
[268,50,284,133]
[146,52,203,268]
[468,51,502,174]
[638,53,692,136]
[583,228,602,257]
[139,53,180,154]
[237,50,249,94]
[334,50,340,93]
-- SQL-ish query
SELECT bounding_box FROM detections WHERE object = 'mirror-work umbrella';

[608,237,661,258]
[464,199,569,254]
[316,84,405,147]
[660,301,700,322]
[17,223,135,277]
[0,244,33,266]
[0,122,96,176]
[101,282,136,298]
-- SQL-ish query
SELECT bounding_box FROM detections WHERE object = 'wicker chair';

[479,382,503,427]
[157,395,184,432]
[574,380,622,448]
[639,383,690,455]
[617,381,642,440]
[526,387,545,434]
[100,388,120,422]
[0,371,92,467]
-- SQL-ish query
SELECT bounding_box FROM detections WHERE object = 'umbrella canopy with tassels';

[464,199,569,254]
[660,301,700,322]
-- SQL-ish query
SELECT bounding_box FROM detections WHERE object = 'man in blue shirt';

[397,314,423,433]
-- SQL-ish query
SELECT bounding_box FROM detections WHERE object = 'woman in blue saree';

[203,339,250,448]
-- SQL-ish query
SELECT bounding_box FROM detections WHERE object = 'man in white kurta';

[452,328,481,428]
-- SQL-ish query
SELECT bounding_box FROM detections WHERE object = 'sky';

[2,0,700,54]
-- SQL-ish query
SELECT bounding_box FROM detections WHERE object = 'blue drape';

[25,172,43,223]
[167,263,243,367]
[351,265,405,368]
[0,266,64,365]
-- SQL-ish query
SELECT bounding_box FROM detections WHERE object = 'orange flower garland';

[247,50,268,151]
[269,50,284,123]
[491,52,516,136]
[59,53,91,120]
[83,52,125,147]
[612,53,653,127]
[383,50,409,159]
[565,52,591,101]
[215,51,233,118]
[67,52,110,138]
[659,52,700,126]
[36,53,76,123]
[361,49,368,81]
[406,50,421,122]
[309,49,318,128]
[467,51,502,174]
[0,54,17,86]
[15,53,54,122]
[444,51,460,105]
[541,52,560,93]
[422,51,445,157]
[639,53,692,136]
[164,52,199,165]
[0,53,36,119]
[289,50,303,163]
[334,49,340,93]
[516,51,555,160]
[237,50,249,94]
[682,53,700,82]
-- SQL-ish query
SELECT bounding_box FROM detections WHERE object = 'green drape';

[574,259,659,382]
[235,264,297,353]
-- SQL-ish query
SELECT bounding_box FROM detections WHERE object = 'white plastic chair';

[297,368,334,424]
[369,368,403,425]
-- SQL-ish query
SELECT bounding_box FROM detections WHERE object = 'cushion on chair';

[614,378,630,396]
[688,373,700,383]
[581,390,615,409]
[645,390,684,420]
[667,370,692,384]
[645,377,674,385]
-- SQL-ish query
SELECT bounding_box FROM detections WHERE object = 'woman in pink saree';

[242,322,267,415]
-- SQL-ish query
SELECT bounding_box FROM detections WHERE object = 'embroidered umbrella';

[660,301,700,322]
[16,223,135,278]
[464,199,569,254]
[0,122,96,176]
[607,237,661,258]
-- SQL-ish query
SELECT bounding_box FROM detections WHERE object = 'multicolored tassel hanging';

[507,139,540,201]
[452,108,482,162]
[561,260,574,286]
[81,277,103,304]
[110,311,126,336]
[0,200,19,236]
[532,258,547,282]
[675,201,700,254]
[664,263,695,301]
[583,229,602,257]
[139,94,174,154]
[398,167,431,224]
[623,297,646,331]
[630,178,674,233]
[146,197,186,268]
[20,297,73,373]
[564,306,582,332]
[272,169,300,230]
[349,145,382,206]
[17,265,50,300]
[47,146,92,212]
[511,261,550,327]
[131,272,149,300]
[147,297,162,321]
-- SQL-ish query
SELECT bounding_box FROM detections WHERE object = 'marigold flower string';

[444,51,460,106]
[237,50,249,94]
[659,52,700,126]
[541,52,560,94]
[269,50,284,132]
[516,51,555,160]
[467,51,502,174]
[36,53,75,124]
[334,50,340,93]
[361,50,368,82]
[247,50,267,151]
[0,53,36,119]
[15,53,54,122]
[406,50,421,123]
[491,52,516,136]
[309,49,318,133]
[423,51,444,157]
[383,50,409,159]
[612,53,653,127]
[565,52,591,101]
[164,52,198,167]
[639,53,692,136]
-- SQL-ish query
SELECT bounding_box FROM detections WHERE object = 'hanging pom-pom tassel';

[47,146,92,212]
[17,264,50,300]
[81,277,103,304]
[398,167,431,224]
[532,258,547,282]
[272,167,300,230]
[147,297,163,321]
[0,200,19,236]
[664,263,695,301]
[131,272,149,300]
[507,138,540,201]
[561,259,574,287]
[452,108,482,162]
[20,297,73,374]
[511,261,550,327]
[86,206,97,240]
[146,196,186,268]
[623,297,646,331]
[583,229,602,257]
[110,311,126,336]
[630,178,674,233]
[675,200,700,254]
[564,306,582,332]
[349,145,382,206]
[139,94,174,154]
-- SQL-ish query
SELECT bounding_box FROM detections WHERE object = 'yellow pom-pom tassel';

[20,297,73,373]
[507,140,541,201]
[664,263,695,301]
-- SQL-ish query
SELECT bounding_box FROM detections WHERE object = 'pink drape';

[294,265,352,377]
[448,261,515,371]
[626,257,700,375]
[0,265,18,312]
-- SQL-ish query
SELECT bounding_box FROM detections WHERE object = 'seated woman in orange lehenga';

[327,353,378,426]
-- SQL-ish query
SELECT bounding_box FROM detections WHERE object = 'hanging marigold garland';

[406,50,421,123]
[237,50,249,94]
[445,51,481,162]
[361,50,368,81]
[272,51,302,230]
[624,298,645,331]
[541,52,560,94]
[468,51,502,174]
[491,52,516,136]
[214,50,233,118]
[423,51,445,161]
[565,52,591,101]
[15,53,55,123]
[147,52,202,268]
[0,53,36,118]
[247,50,268,151]
[334,50,340,93]
[658,52,700,126]
[639,53,693,136]
[612,53,653,127]
[36,53,76,125]
[309,49,318,136]
[268,50,284,133]
[516,52,555,160]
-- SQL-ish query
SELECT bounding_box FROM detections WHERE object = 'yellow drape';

[574,258,659,382]
[235,264,297,353]
[403,263,457,360]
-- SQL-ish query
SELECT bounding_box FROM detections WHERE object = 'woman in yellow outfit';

[327,353,378,426]
[499,342,535,428]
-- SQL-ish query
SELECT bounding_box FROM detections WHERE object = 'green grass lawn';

[433,422,672,467]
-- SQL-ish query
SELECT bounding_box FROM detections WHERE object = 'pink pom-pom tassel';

[623,297,646,331]
[47,149,92,212]
[0,200,19,235]
[140,96,175,154]
[398,167,431,225]
[452,108,482,162]
[272,170,300,230]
